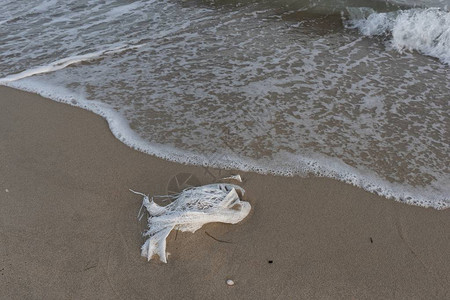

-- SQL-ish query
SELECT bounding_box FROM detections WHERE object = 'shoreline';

[4,81,448,209]
[1,86,449,299]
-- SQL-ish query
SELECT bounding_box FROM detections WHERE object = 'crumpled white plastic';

[132,183,251,263]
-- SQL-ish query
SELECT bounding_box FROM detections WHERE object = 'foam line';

[3,77,449,210]
[4,79,450,210]
[0,44,141,83]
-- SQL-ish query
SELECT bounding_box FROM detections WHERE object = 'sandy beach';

[1,86,449,299]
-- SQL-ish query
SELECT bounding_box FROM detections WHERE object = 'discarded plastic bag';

[132,183,251,263]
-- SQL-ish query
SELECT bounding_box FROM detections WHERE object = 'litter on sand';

[131,183,251,263]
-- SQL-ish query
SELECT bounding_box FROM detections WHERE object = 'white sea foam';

[3,77,449,210]
[0,44,141,84]
[347,8,450,64]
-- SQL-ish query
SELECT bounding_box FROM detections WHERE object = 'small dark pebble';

[268,260,273,264]
[370,237,373,243]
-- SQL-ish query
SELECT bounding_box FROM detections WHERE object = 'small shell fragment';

[5,189,9,193]
[222,175,242,182]
[226,279,235,286]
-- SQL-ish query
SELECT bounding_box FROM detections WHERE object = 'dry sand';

[1,86,449,299]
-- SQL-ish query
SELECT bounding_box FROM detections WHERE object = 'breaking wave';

[346,7,450,64]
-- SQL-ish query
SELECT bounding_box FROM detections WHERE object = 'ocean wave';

[202,0,447,14]
[1,0,449,210]
[346,7,450,64]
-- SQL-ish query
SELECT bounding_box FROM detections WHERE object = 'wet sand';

[1,86,449,299]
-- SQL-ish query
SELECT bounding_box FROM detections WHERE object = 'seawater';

[0,0,449,209]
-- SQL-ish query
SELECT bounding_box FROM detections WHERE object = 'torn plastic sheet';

[132,183,251,263]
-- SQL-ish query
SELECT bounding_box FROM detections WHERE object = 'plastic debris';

[222,174,242,182]
[132,183,251,263]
